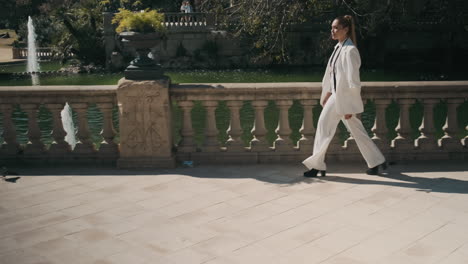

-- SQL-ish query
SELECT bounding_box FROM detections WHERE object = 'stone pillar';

[70,103,97,155]
[201,100,220,152]
[439,98,464,150]
[0,104,21,155]
[297,99,316,153]
[117,78,175,168]
[20,104,46,155]
[46,103,72,156]
[226,101,244,151]
[391,99,416,150]
[371,99,391,151]
[250,100,269,151]
[97,103,119,158]
[415,99,439,150]
[178,101,196,153]
[274,100,294,151]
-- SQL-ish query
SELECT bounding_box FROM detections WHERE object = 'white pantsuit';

[302,39,385,171]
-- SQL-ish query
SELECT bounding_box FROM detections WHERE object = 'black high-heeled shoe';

[304,168,326,177]
[366,162,388,175]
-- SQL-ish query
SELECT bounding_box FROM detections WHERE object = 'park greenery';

[112,8,165,33]
[0,0,466,66]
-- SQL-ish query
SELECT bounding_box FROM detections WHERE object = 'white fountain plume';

[27,16,40,85]
[27,16,76,149]
[62,103,77,149]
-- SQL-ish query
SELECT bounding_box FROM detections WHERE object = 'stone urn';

[120,31,164,80]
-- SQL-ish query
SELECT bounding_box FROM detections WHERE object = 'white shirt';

[320,38,363,115]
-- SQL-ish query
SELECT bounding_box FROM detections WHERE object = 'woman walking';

[302,15,387,177]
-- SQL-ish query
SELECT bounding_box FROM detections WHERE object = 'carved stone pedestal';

[117,77,175,168]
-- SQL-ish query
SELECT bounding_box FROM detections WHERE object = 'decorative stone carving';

[439,98,464,151]
[226,100,245,152]
[392,99,416,150]
[297,99,316,153]
[69,103,97,155]
[45,103,72,156]
[120,32,164,80]
[273,100,294,151]
[178,100,196,153]
[117,77,175,168]
[20,104,46,155]
[250,100,269,151]
[415,99,439,150]
[201,100,220,152]
[371,99,391,152]
[0,104,21,155]
[97,102,119,158]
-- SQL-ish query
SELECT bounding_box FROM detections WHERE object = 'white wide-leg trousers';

[302,94,385,171]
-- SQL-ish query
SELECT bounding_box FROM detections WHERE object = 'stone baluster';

[202,101,220,152]
[391,99,416,150]
[46,103,71,156]
[226,101,244,151]
[371,99,391,151]
[250,100,269,151]
[0,104,21,155]
[177,101,196,153]
[97,103,118,157]
[415,99,439,150]
[439,98,464,150]
[297,99,316,153]
[20,104,46,155]
[69,103,96,155]
[273,100,294,151]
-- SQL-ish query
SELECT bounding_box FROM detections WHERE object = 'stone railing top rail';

[0,81,466,102]
[0,85,117,104]
[170,81,468,100]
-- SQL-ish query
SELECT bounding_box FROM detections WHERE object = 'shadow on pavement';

[2,161,467,194]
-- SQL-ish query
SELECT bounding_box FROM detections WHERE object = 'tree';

[204,0,468,65]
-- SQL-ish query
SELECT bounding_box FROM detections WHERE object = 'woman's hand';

[344,114,352,120]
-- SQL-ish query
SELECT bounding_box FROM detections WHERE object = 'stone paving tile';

[50,218,94,237]
[97,250,149,264]
[321,256,369,264]
[0,248,51,264]
[29,236,79,257]
[437,250,468,264]
[398,222,468,264]
[158,189,241,217]
[336,215,450,262]
[0,162,466,264]
[163,247,216,264]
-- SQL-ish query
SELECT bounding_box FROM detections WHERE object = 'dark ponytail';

[336,15,357,47]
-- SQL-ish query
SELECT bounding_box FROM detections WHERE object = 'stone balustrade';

[164,12,215,31]
[12,47,67,60]
[0,86,118,163]
[170,81,468,164]
[0,81,467,166]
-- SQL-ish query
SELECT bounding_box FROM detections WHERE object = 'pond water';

[1,61,467,86]
[0,62,466,148]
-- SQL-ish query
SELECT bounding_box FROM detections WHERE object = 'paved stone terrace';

[1,161,468,264]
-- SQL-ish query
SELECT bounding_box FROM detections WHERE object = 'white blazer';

[320,38,363,115]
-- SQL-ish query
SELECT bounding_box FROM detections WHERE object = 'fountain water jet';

[27,16,40,85]
[27,16,76,149]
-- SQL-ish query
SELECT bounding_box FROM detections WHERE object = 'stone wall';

[1,81,467,167]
